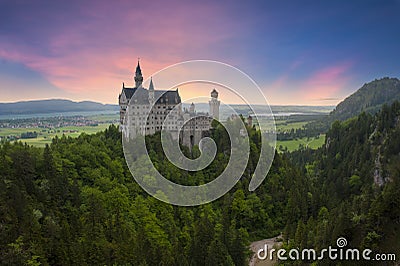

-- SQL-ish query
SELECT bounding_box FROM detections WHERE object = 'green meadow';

[1,111,327,151]
[0,124,111,147]
[277,134,325,152]
[275,120,308,131]
[2,120,327,151]
[258,118,326,152]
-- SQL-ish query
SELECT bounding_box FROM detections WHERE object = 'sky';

[0,0,399,105]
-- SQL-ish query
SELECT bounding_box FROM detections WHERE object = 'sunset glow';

[0,1,399,105]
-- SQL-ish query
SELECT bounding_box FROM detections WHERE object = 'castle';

[119,60,220,149]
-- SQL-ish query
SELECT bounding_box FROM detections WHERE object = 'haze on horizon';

[0,0,399,106]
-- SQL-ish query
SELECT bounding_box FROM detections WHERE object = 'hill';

[0,99,118,115]
[0,99,332,118]
[288,101,400,259]
[330,77,400,121]
[302,77,400,136]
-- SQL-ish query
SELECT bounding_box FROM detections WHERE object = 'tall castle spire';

[149,77,155,104]
[134,59,143,88]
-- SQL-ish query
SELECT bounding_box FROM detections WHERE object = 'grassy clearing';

[277,134,325,152]
[86,113,119,122]
[1,124,112,147]
[0,127,42,136]
[271,119,326,151]
[258,119,308,131]
[275,121,308,131]
[252,118,326,151]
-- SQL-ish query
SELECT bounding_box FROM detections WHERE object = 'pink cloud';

[260,60,354,105]
[0,1,241,103]
[299,61,353,101]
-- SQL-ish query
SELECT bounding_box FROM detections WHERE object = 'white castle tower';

[209,89,220,119]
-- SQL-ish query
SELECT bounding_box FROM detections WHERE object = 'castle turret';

[209,89,220,119]
[149,77,155,104]
[189,102,195,114]
[134,59,143,88]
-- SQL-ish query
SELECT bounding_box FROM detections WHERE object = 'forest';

[0,119,303,265]
[1,102,400,265]
[286,102,400,264]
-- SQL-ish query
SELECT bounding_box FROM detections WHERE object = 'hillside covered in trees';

[287,102,400,263]
[1,102,400,265]
[0,122,307,265]
[300,77,400,138]
[330,77,400,122]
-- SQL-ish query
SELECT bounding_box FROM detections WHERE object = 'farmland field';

[0,107,330,150]
[0,124,113,147]
[3,120,326,151]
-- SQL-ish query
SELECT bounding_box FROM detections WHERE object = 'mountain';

[0,99,333,118]
[330,77,400,121]
[0,99,118,115]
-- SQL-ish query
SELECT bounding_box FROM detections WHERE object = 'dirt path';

[249,235,283,266]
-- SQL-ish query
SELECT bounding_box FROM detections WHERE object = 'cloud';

[299,61,353,101]
[0,0,242,103]
[314,97,340,101]
[0,59,70,102]
[260,60,354,105]
[1,1,398,105]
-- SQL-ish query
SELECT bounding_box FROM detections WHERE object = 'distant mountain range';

[0,99,119,115]
[329,77,400,121]
[4,76,399,119]
[0,98,334,118]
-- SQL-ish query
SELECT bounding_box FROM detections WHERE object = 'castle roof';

[122,87,137,99]
[122,87,181,105]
